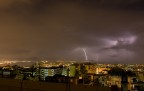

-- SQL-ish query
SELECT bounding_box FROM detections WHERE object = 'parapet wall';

[22,80,67,91]
[0,78,111,91]
[0,78,21,91]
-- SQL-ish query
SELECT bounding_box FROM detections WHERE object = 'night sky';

[0,0,144,63]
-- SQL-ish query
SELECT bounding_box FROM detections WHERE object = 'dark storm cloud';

[0,0,40,7]
[1,0,144,9]
[0,0,144,63]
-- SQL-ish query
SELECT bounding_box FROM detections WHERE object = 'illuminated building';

[69,65,76,77]
[84,64,108,74]
[2,70,11,78]
[85,64,96,74]
[40,67,63,80]
[40,69,48,80]
[62,65,76,77]
[48,69,56,76]
[48,68,63,76]
[107,76,136,90]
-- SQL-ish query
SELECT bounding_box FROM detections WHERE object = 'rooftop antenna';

[96,54,99,64]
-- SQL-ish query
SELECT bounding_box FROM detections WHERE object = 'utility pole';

[36,61,41,81]
[20,79,23,91]
[38,61,41,81]
[96,54,99,74]
[66,68,70,91]
[95,54,99,91]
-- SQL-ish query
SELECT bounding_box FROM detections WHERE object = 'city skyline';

[0,0,144,63]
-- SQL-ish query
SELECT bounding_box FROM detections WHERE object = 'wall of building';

[0,78,111,91]
[108,76,134,90]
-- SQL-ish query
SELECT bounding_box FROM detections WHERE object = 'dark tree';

[108,67,126,76]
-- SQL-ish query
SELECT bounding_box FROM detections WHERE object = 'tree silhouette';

[108,67,125,76]
[80,64,88,84]
[108,67,136,77]
[126,70,136,77]
[80,64,87,76]
[29,65,37,76]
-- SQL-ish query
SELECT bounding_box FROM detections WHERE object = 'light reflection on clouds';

[71,33,138,63]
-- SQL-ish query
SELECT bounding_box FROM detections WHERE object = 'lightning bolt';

[82,48,88,61]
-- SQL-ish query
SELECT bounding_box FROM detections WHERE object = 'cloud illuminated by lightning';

[102,33,138,49]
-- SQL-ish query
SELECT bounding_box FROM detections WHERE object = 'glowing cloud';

[118,35,137,45]
[102,33,138,49]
